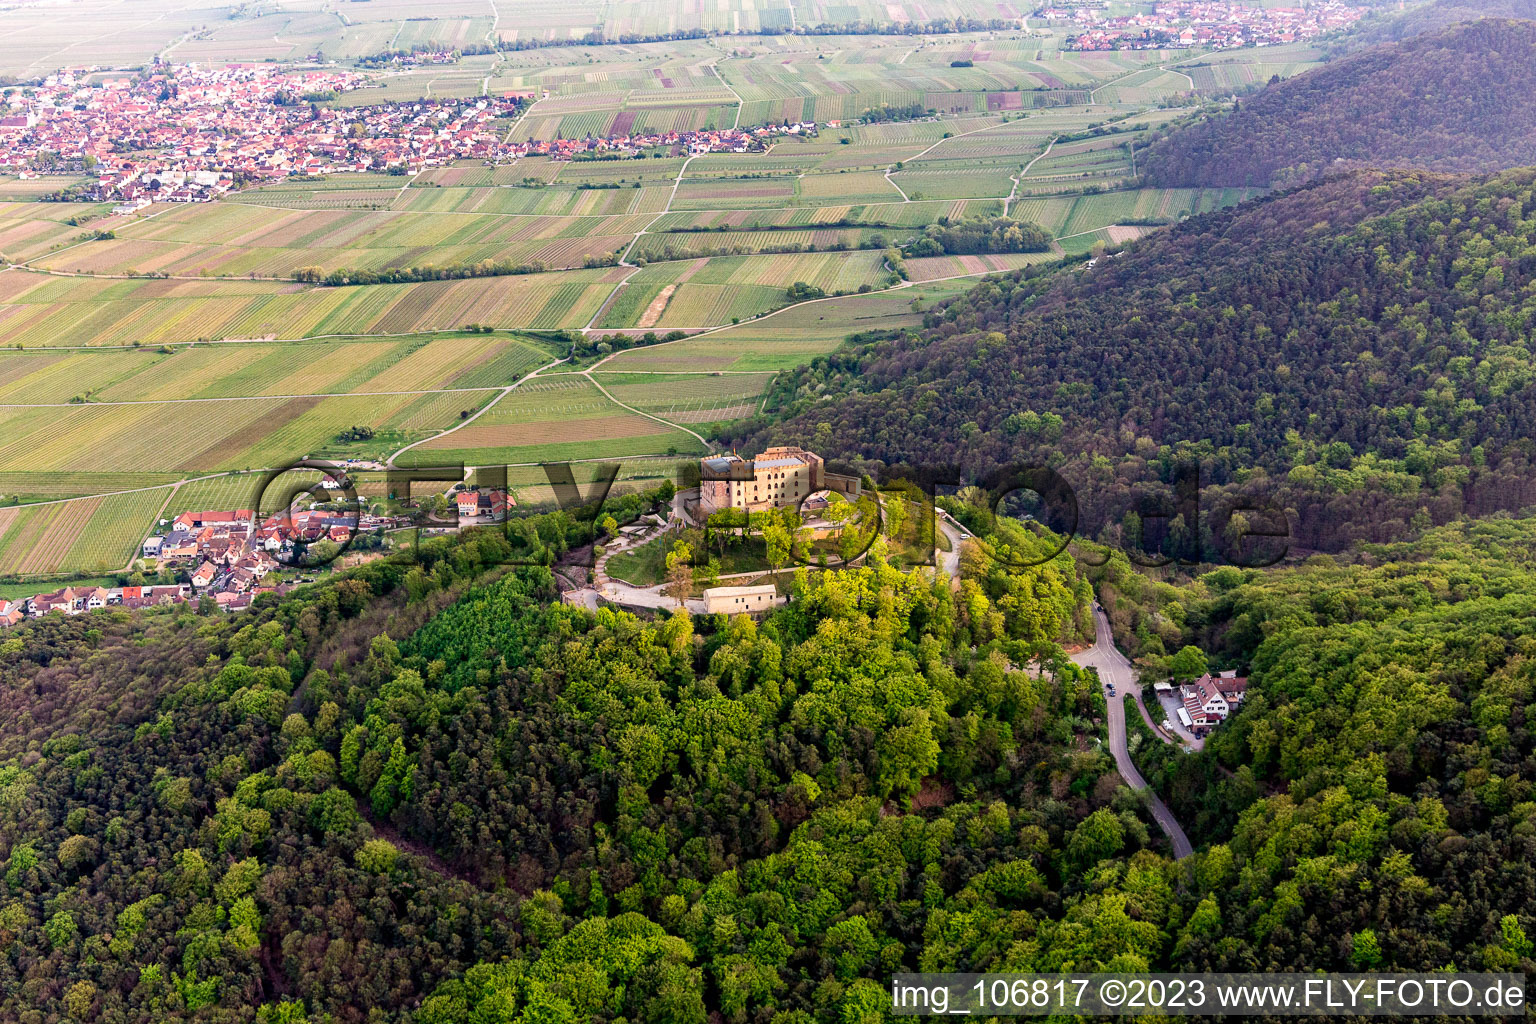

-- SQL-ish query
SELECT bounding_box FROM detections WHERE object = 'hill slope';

[1344,0,1536,48]
[1141,19,1536,188]
[734,168,1536,552]
[4,450,1536,1021]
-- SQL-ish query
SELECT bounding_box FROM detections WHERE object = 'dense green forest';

[1095,514,1536,974]
[1343,0,1536,49]
[1140,19,1536,188]
[0,499,1157,1022]
[3,480,1535,1020]
[729,167,1536,553]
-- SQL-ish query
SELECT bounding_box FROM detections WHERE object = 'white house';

[702,584,784,615]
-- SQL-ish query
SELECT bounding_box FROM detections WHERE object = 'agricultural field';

[223,177,678,218]
[0,471,183,503]
[595,250,889,329]
[994,185,1270,241]
[600,278,976,372]
[648,199,998,231]
[397,184,675,218]
[33,202,652,277]
[1016,135,1137,195]
[0,13,1327,572]
[0,486,170,574]
[718,44,1105,127]
[891,159,1020,200]
[629,226,893,261]
[0,332,556,404]
[592,371,777,424]
[0,269,623,348]
[0,0,215,75]
[901,251,1058,281]
[402,375,706,467]
[1181,46,1327,91]
[0,384,516,480]
[0,201,115,262]
[1094,68,1197,105]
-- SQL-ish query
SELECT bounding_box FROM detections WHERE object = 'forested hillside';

[1344,0,1536,49]
[3,489,1534,1020]
[0,506,1155,1022]
[1102,515,1536,974]
[1140,19,1536,188]
[733,167,1536,552]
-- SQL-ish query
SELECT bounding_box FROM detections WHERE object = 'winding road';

[1072,605,1194,859]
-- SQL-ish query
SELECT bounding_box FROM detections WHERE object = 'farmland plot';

[0,269,620,348]
[1055,186,1264,239]
[0,486,169,574]
[0,470,182,503]
[0,176,94,201]
[1017,137,1135,194]
[595,371,775,424]
[796,170,905,203]
[0,348,160,404]
[602,279,975,372]
[629,226,891,261]
[892,155,1021,200]
[405,376,704,466]
[608,251,889,328]
[648,200,985,231]
[0,202,116,263]
[902,252,1057,281]
[671,178,800,211]
[392,184,672,218]
[61,487,174,573]
[37,202,651,277]
[0,497,99,574]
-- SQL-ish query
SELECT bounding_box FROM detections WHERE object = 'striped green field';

[647,199,999,231]
[0,385,506,478]
[598,251,890,329]
[593,371,776,424]
[0,471,182,501]
[401,375,705,467]
[600,279,975,372]
[36,202,651,277]
[629,227,894,262]
[0,201,117,262]
[1017,137,1135,195]
[0,333,555,404]
[0,486,171,574]
[0,269,624,348]
[902,251,1058,282]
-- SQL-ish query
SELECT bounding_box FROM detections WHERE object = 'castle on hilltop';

[698,446,860,515]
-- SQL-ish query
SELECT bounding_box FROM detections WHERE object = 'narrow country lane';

[1072,605,1195,859]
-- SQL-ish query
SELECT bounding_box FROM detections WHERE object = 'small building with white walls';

[702,584,784,615]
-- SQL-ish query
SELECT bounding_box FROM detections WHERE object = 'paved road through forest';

[1072,604,1195,859]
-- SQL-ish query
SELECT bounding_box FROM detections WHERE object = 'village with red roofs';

[0,501,418,625]
[1046,0,1365,50]
[0,62,807,208]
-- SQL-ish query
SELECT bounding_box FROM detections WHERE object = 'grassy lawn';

[605,537,668,586]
